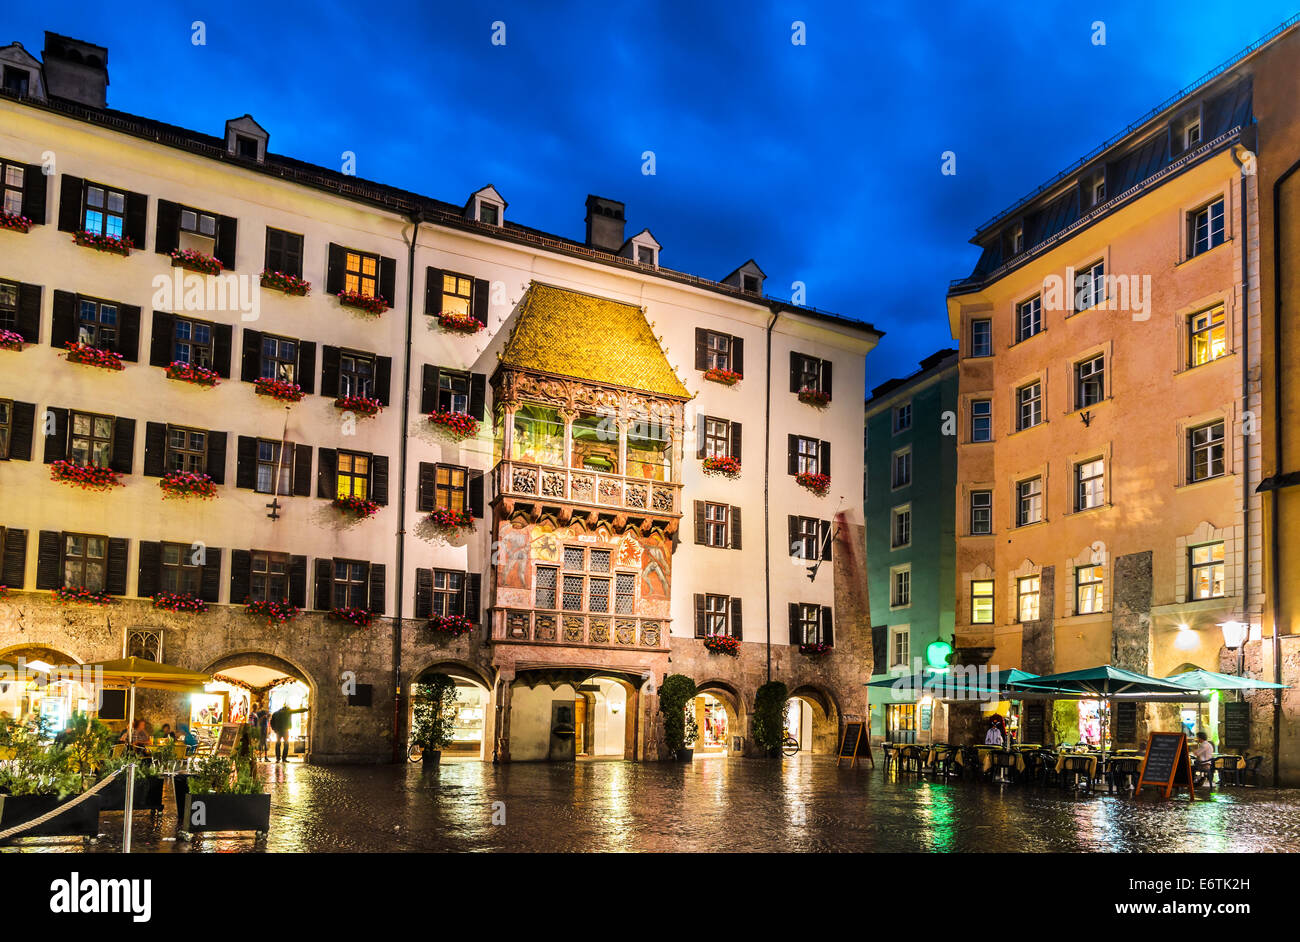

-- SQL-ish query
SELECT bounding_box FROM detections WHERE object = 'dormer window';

[622,228,661,268]
[1003,222,1025,257]
[637,245,656,266]
[466,186,506,226]
[2,66,29,96]
[477,200,500,225]
[1184,119,1201,149]
[224,115,268,164]
[235,135,260,159]
[742,274,760,294]
[1086,172,1106,209]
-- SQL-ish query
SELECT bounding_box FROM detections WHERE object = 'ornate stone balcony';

[492,459,682,526]
[493,608,670,653]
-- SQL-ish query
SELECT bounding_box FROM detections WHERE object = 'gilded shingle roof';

[499,283,690,399]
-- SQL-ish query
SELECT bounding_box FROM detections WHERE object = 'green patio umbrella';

[1162,668,1288,691]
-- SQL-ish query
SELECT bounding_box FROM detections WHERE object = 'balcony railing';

[493,609,669,651]
[492,459,681,516]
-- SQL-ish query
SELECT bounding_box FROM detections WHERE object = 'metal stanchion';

[122,682,136,854]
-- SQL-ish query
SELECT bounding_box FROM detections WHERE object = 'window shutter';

[288,555,307,608]
[821,359,833,400]
[694,593,706,638]
[240,329,262,382]
[229,549,251,604]
[326,243,346,295]
[425,267,444,315]
[417,462,436,512]
[788,516,800,557]
[696,416,708,459]
[138,540,165,598]
[420,365,440,414]
[110,418,135,474]
[213,324,233,378]
[819,519,833,562]
[21,162,46,224]
[105,538,129,596]
[379,257,397,306]
[149,311,174,367]
[368,563,386,614]
[468,471,485,518]
[787,434,798,476]
[730,597,743,640]
[143,422,167,477]
[206,431,227,485]
[471,278,489,325]
[296,341,316,394]
[56,175,82,232]
[465,572,482,625]
[15,283,41,343]
[117,305,141,361]
[36,531,62,589]
[819,440,831,476]
[469,373,487,421]
[371,455,389,506]
[872,625,887,670]
[316,448,338,499]
[694,501,706,545]
[2,529,27,589]
[235,436,257,489]
[8,402,35,461]
[124,191,147,250]
[199,547,222,603]
[694,328,707,371]
[42,407,69,463]
[375,356,393,407]
[414,569,433,619]
[821,606,834,646]
[790,351,801,392]
[729,421,742,461]
[50,290,77,350]
[789,603,801,645]
[732,337,744,376]
[730,506,742,550]
[215,215,238,270]
[154,199,180,255]
[293,445,313,496]
[314,558,333,610]
[320,346,340,398]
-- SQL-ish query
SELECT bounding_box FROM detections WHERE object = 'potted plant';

[337,289,389,314]
[0,210,33,234]
[702,634,740,657]
[165,360,220,387]
[64,341,125,371]
[50,460,123,491]
[702,455,741,477]
[332,495,380,518]
[153,591,208,614]
[169,248,223,276]
[0,328,25,351]
[180,754,270,838]
[752,681,789,758]
[253,377,305,402]
[410,674,457,765]
[427,410,479,438]
[658,673,697,761]
[97,741,169,814]
[53,585,115,605]
[0,716,102,842]
[436,311,483,333]
[72,230,133,255]
[702,366,741,385]
[159,470,218,500]
[795,471,831,496]
[245,598,299,624]
[260,270,311,295]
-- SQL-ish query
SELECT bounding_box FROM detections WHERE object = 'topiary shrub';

[658,674,697,758]
[411,673,458,753]
[752,681,789,756]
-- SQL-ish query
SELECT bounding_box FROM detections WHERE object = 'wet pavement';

[5,755,1300,853]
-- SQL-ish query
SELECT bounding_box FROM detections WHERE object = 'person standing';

[270,703,308,762]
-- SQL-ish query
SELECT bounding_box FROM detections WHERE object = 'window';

[1188,198,1225,257]
[1016,477,1042,527]
[260,335,297,382]
[1018,576,1040,622]
[544,547,624,614]
[1189,306,1226,366]
[1005,222,1024,256]
[891,449,912,488]
[795,436,823,475]
[265,228,304,279]
[793,353,826,394]
[1076,260,1105,310]
[336,451,370,499]
[703,331,734,372]
[344,251,379,297]
[431,464,467,513]
[890,626,910,669]
[970,400,992,442]
[160,542,201,595]
[704,594,731,636]
[165,426,207,474]
[970,490,992,534]
[179,207,217,239]
[432,570,465,616]
[970,318,992,357]
[0,280,15,332]
[249,551,288,601]
[2,66,29,97]
[1189,542,1225,600]
[636,245,655,265]
[69,412,113,467]
[0,398,9,459]
[339,352,375,398]
[77,297,118,349]
[971,580,994,624]
[791,516,820,559]
[1087,172,1106,208]
[2,162,24,217]
[704,502,730,548]
[1188,421,1225,482]
[615,572,635,615]
[82,184,126,239]
[1075,355,1104,407]
[64,533,107,591]
[893,403,912,433]
[1075,458,1105,511]
[796,603,823,644]
[1016,295,1042,342]
[1183,118,1201,149]
[535,565,557,609]
[704,417,732,459]
[437,370,470,414]
[235,135,260,159]
[1016,382,1042,430]
[172,317,213,369]
[891,506,911,548]
[441,273,473,317]
[1076,565,1104,614]
[891,568,911,608]
[478,201,499,225]
[255,440,294,495]
[332,560,369,609]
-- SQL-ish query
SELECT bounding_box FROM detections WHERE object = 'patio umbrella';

[1162,668,1289,691]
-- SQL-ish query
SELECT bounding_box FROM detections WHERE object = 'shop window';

[886,703,917,744]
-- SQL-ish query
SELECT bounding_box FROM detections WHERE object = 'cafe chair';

[1060,755,1095,792]
[880,743,895,774]
[1241,756,1263,787]
[990,750,1020,783]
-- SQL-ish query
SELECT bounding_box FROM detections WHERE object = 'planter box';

[97,775,166,812]
[0,793,101,841]
[181,792,271,836]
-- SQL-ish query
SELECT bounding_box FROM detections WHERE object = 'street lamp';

[1218,620,1248,651]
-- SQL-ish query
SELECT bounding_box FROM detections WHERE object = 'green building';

[865,350,958,744]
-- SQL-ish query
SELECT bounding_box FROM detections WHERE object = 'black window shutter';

[229,549,252,604]
[316,448,338,499]
[465,572,482,625]
[789,602,801,645]
[819,519,833,562]
[468,471,484,518]
[124,191,147,250]
[787,516,799,557]
[213,324,233,378]
[293,444,313,496]
[819,440,831,476]
[296,341,316,394]
[36,531,62,589]
[821,359,833,400]
[235,436,258,489]
[730,421,742,462]
[732,337,745,376]
[117,305,141,361]
[240,329,262,382]
[414,569,433,619]
[288,555,307,607]
[215,215,238,270]
[199,547,222,603]
[371,455,389,505]
[730,598,743,640]
[694,500,706,545]
[694,593,706,637]
[471,278,489,325]
[787,434,798,476]
[8,402,35,461]
[42,407,69,463]
[154,199,180,255]
[2,529,27,589]
[314,558,333,610]
[105,538,129,596]
[21,163,47,224]
[320,346,340,398]
[821,606,834,646]
[143,422,168,477]
[50,290,77,350]
[379,257,396,305]
[694,328,707,371]
[420,365,439,414]
[206,431,227,484]
[872,625,888,670]
[368,563,386,614]
[149,311,174,367]
[417,462,436,512]
[730,506,742,550]
[375,356,393,406]
[57,175,82,232]
[696,416,708,460]
[110,418,135,474]
[16,283,41,343]
[425,267,443,315]
[790,351,801,392]
[326,243,346,295]
[136,540,161,599]
[469,373,487,421]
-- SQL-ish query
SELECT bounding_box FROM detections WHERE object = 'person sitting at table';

[177,722,199,755]
[984,720,1004,746]
[118,719,151,755]
[1192,731,1215,784]
[157,723,177,742]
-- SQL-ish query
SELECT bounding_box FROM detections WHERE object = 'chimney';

[41,32,109,108]
[584,195,626,252]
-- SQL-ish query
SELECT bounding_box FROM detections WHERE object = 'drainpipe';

[1233,145,1254,716]
[763,311,779,684]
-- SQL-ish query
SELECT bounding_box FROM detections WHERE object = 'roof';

[866,348,958,404]
[499,283,691,400]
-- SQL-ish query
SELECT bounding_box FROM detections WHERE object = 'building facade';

[0,32,878,762]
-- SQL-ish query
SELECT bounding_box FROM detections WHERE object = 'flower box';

[428,507,474,533]
[797,386,831,407]
[0,794,102,841]
[795,471,831,496]
[160,470,218,500]
[703,367,742,386]
[334,395,383,417]
[0,211,33,234]
[427,613,474,637]
[98,774,167,813]
[428,410,478,438]
[253,377,304,402]
[50,460,122,491]
[245,599,299,624]
[180,792,271,837]
[331,607,373,628]
[260,270,311,296]
[64,341,124,371]
[170,248,223,276]
[0,329,25,351]
[153,592,209,614]
[703,634,740,657]
[166,360,220,387]
[437,312,483,334]
[332,496,380,518]
[702,455,741,477]
[53,585,114,606]
[73,230,133,256]
[337,289,389,315]
[799,642,832,657]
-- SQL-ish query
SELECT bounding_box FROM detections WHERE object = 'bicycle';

[407,741,424,762]
[781,732,800,757]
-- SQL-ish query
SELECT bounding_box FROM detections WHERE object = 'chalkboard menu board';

[920,705,932,731]
[1137,732,1195,799]
[213,723,243,757]
[1022,703,1045,744]
[1114,702,1137,745]
[1222,702,1250,749]
[837,721,864,767]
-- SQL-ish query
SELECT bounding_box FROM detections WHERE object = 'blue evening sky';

[8,1,1297,389]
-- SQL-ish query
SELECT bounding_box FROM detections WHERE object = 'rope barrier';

[0,767,123,842]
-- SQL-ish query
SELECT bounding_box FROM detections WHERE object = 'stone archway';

[409,660,496,760]
[506,667,645,762]
[694,679,746,756]
[201,651,318,761]
[787,683,840,755]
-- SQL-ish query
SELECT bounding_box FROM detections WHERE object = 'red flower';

[165,360,220,387]
[333,496,380,518]
[427,613,474,637]
[703,634,740,656]
[427,410,479,438]
[0,329,25,351]
[73,230,133,255]
[254,377,305,402]
[703,366,742,385]
[702,455,741,477]
[331,607,373,628]
[261,270,312,295]
[53,585,114,606]
[337,289,389,314]
[153,592,209,614]
[159,470,218,500]
[334,395,383,416]
[437,312,483,334]
[50,460,123,491]
[0,211,33,234]
[795,471,831,496]
[799,642,832,656]
[797,386,831,407]
[65,342,124,371]
[245,599,299,624]
[428,507,474,532]
[169,248,223,275]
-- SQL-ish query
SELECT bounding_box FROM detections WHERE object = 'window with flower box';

[424,268,486,324]
[240,330,315,393]
[694,328,744,376]
[1,161,25,217]
[413,568,482,623]
[165,426,208,474]
[154,200,227,265]
[336,451,370,500]
[787,435,829,476]
[418,366,486,420]
[789,352,831,398]
[57,176,145,246]
[314,557,384,613]
[34,531,126,594]
[697,415,741,462]
[265,227,304,279]
[70,412,114,468]
[63,533,107,592]
[788,602,833,646]
[172,318,213,369]
[80,183,125,239]
[148,312,232,377]
[0,280,16,332]
[439,273,472,317]
[250,552,288,602]
[694,593,742,639]
[41,408,134,473]
[76,297,118,350]
[142,423,225,483]
[333,560,368,609]
[0,526,26,590]
[262,335,297,382]
[137,540,221,602]
[344,252,378,297]
[226,550,305,607]
[160,542,202,595]
[49,291,138,360]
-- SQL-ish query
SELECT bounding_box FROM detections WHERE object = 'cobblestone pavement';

[6,756,1300,852]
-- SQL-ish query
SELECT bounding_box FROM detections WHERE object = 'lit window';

[344,251,379,297]
[1189,306,1226,366]
[336,451,370,499]
[1018,575,1040,622]
[971,580,994,624]
[1076,565,1105,614]
[1189,542,1225,599]
[441,273,473,317]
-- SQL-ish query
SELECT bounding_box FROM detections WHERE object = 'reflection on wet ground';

[6,756,1299,853]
